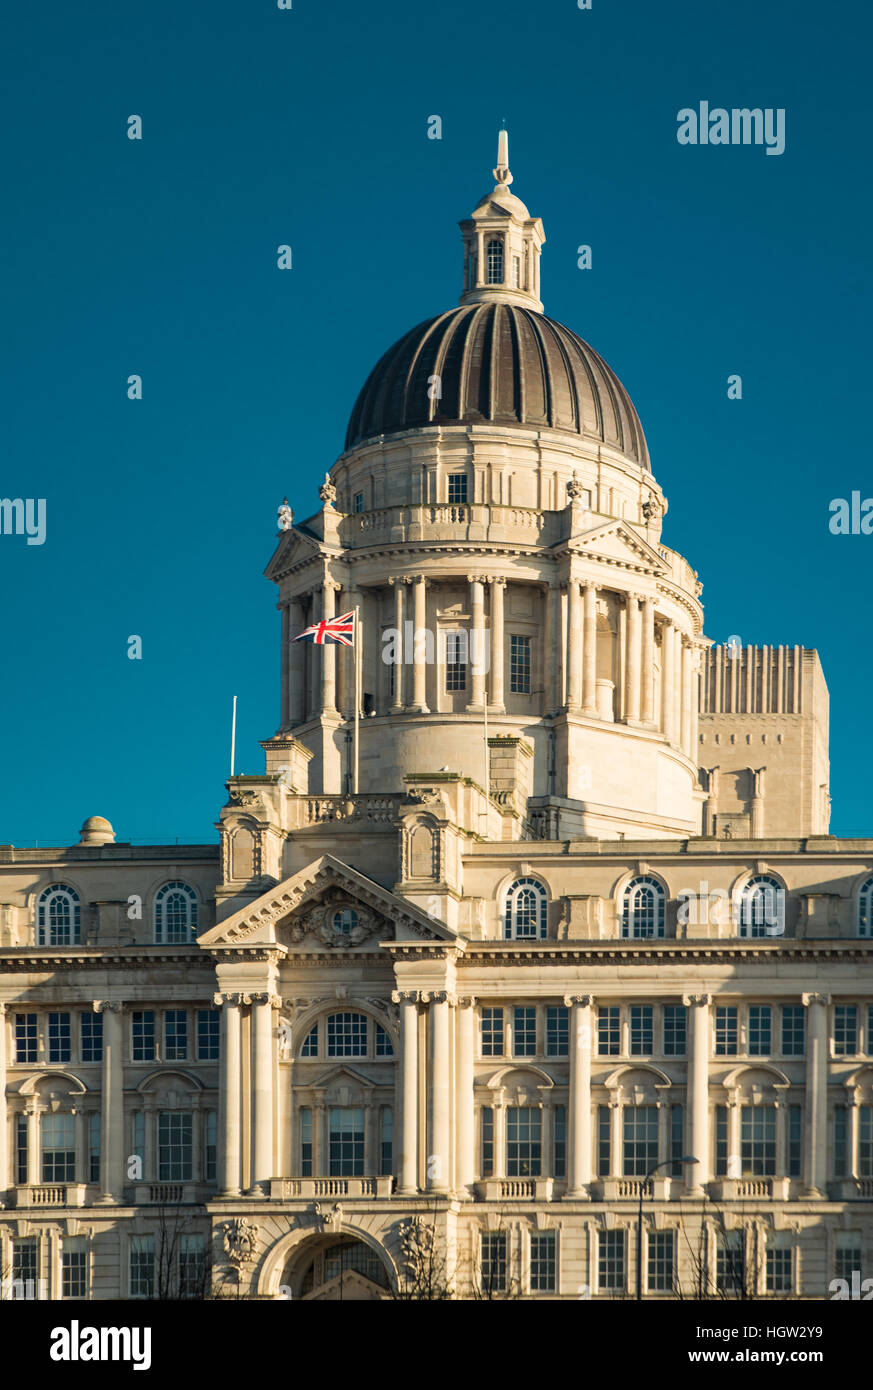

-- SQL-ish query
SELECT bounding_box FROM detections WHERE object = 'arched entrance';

[267,1230,394,1301]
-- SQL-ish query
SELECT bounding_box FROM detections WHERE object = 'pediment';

[200,854,457,950]
[568,519,668,575]
[264,524,325,581]
[308,1065,378,1091]
[301,1268,388,1301]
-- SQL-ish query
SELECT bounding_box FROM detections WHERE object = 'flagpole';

[353,606,361,795]
[230,694,238,777]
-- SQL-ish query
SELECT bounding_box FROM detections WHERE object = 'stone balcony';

[341,503,562,550]
[708,1177,793,1202]
[478,1178,555,1201]
[269,1177,394,1200]
[13,1183,90,1208]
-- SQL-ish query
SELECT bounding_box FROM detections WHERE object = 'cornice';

[458,942,873,967]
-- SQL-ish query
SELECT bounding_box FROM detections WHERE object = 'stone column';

[609,1099,622,1176]
[307,595,320,720]
[393,991,419,1194]
[544,583,560,714]
[95,1001,125,1203]
[191,1096,202,1182]
[567,581,582,710]
[493,1099,507,1180]
[27,1099,40,1186]
[684,994,711,1193]
[582,582,598,715]
[625,593,642,723]
[144,1098,157,1182]
[661,621,677,741]
[321,579,339,716]
[848,1096,860,1180]
[802,993,830,1197]
[468,577,486,708]
[641,597,656,724]
[0,1004,7,1198]
[287,598,305,725]
[216,993,242,1196]
[455,997,476,1195]
[727,1097,740,1176]
[490,578,506,712]
[775,1099,787,1178]
[690,645,701,759]
[252,994,276,1194]
[343,586,363,719]
[410,575,429,712]
[428,993,452,1192]
[680,637,693,756]
[565,995,594,1196]
[390,578,405,711]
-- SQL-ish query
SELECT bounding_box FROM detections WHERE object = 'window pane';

[164,1009,188,1061]
[747,1005,772,1056]
[663,1005,687,1056]
[647,1230,674,1293]
[509,635,531,695]
[196,1009,220,1060]
[158,1112,193,1181]
[545,1006,569,1057]
[530,1231,556,1293]
[599,1231,624,1292]
[81,1011,103,1062]
[329,1107,365,1176]
[780,1005,805,1056]
[48,1011,71,1063]
[131,1011,156,1061]
[598,1006,620,1056]
[326,1012,367,1057]
[506,1106,541,1177]
[480,1007,504,1056]
[513,1006,537,1057]
[629,1005,653,1056]
[622,1106,658,1176]
[714,1006,738,1056]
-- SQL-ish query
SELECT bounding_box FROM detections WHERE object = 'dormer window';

[486,238,504,285]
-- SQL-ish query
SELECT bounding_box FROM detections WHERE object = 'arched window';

[737,875,785,938]
[486,238,504,285]
[332,908,358,936]
[859,877,873,937]
[37,884,81,946]
[154,882,198,943]
[621,876,666,939]
[504,877,548,940]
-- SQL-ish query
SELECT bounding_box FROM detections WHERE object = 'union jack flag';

[293,610,356,646]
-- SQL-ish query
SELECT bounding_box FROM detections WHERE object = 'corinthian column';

[543,583,560,714]
[0,1004,7,1199]
[565,995,594,1197]
[389,578,405,711]
[393,991,419,1194]
[661,620,677,742]
[321,579,339,716]
[468,576,486,709]
[455,997,476,1194]
[428,993,452,1193]
[490,579,505,712]
[251,994,277,1194]
[216,993,242,1196]
[680,637,693,756]
[683,994,711,1194]
[802,993,830,1197]
[92,1002,125,1202]
[625,593,642,723]
[567,581,582,710]
[410,575,429,713]
[641,597,655,724]
[287,597,305,725]
[582,583,598,714]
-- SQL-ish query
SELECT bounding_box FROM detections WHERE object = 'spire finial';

[493,126,512,187]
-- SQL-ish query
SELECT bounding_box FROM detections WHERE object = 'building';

[1,134,871,1301]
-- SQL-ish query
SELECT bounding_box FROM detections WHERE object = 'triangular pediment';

[200,855,457,950]
[302,1268,389,1301]
[264,523,328,582]
[567,519,669,575]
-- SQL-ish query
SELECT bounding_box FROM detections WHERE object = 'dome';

[78,815,115,845]
[344,302,649,466]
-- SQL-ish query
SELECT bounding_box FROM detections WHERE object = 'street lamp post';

[636,1155,698,1300]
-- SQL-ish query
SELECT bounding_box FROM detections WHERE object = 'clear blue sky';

[3,0,871,844]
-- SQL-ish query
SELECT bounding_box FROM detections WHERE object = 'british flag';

[292,610,356,646]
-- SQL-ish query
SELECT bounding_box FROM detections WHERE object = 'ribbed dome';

[345,303,649,465]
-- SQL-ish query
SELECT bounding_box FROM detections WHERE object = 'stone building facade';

[1,137,870,1301]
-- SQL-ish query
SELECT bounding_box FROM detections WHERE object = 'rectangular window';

[530,1231,556,1293]
[623,1106,658,1177]
[326,1012,367,1057]
[179,1235,206,1299]
[647,1230,675,1293]
[15,1013,37,1063]
[164,1009,188,1061]
[512,1006,537,1057]
[598,1006,620,1056]
[12,1239,38,1297]
[48,1011,71,1064]
[834,1004,859,1056]
[131,1011,156,1062]
[482,1106,494,1178]
[860,1106,873,1179]
[747,1004,772,1056]
[715,1105,728,1177]
[42,1113,75,1182]
[545,1006,569,1057]
[62,1238,87,1299]
[444,630,467,692]
[129,1236,155,1299]
[670,1105,685,1177]
[380,1107,393,1177]
[509,635,531,695]
[553,1104,566,1179]
[16,1113,27,1185]
[716,1232,745,1295]
[447,474,468,504]
[766,1246,792,1294]
[780,1004,805,1056]
[741,1105,776,1176]
[158,1112,193,1181]
[598,1230,625,1293]
[353,492,364,514]
[788,1105,802,1178]
[629,1005,654,1056]
[196,1009,220,1060]
[480,1232,507,1294]
[506,1106,541,1178]
[300,1106,313,1177]
[205,1110,217,1182]
[836,1233,863,1284]
[88,1111,100,1184]
[663,1005,687,1057]
[329,1107,364,1176]
[81,1011,103,1063]
[714,1006,738,1056]
[598,1105,611,1177]
[480,1007,504,1057]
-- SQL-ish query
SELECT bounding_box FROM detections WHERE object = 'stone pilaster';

[393,990,419,1194]
[582,582,598,714]
[564,995,594,1197]
[216,992,243,1196]
[94,1001,125,1203]
[490,578,506,712]
[802,993,830,1197]
[683,994,711,1193]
